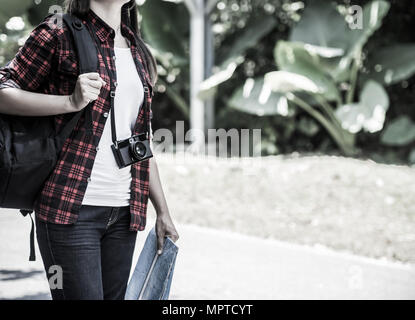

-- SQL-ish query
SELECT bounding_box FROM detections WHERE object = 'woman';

[0,0,179,300]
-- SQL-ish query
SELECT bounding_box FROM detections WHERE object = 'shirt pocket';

[57,53,79,77]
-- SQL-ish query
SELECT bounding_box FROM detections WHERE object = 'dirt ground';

[154,153,415,264]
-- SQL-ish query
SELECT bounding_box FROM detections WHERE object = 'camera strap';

[90,26,151,149]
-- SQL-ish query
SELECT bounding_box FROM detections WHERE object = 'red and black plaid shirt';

[0,7,154,231]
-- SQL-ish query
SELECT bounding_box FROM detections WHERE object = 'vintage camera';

[111,133,153,169]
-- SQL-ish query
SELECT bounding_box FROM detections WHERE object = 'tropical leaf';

[198,12,276,99]
[228,77,293,117]
[217,13,277,67]
[302,44,344,58]
[197,56,244,100]
[367,44,415,86]
[275,41,340,101]
[265,71,321,94]
[346,0,390,57]
[198,13,277,97]
[381,116,415,146]
[140,0,188,65]
[289,0,350,51]
[335,103,362,134]
[335,80,389,133]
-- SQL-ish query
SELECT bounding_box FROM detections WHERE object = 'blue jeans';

[35,205,137,300]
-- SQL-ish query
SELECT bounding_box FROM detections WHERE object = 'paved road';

[1,209,414,299]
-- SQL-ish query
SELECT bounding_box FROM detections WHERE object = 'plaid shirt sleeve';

[0,17,58,92]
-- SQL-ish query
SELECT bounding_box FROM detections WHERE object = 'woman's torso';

[27,11,154,231]
[82,46,145,207]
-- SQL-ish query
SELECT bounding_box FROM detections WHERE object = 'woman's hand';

[149,156,179,255]
[68,72,106,112]
[156,212,179,255]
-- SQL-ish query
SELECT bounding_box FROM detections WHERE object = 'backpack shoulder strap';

[62,13,98,74]
[56,13,98,140]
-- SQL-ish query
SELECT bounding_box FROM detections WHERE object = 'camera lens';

[133,142,146,158]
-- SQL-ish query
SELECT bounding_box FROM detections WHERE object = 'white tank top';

[82,47,144,207]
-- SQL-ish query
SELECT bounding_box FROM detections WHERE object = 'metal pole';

[204,9,214,131]
[188,0,205,152]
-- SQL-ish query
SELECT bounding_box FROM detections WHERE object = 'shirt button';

[113,56,116,61]
[96,147,100,152]
[87,177,92,183]
[103,112,109,118]
[114,81,118,87]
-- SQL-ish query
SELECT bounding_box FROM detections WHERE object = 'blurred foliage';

[1,0,415,164]
[211,0,415,163]
[262,0,395,156]
[0,0,64,65]
[139,0,190,133]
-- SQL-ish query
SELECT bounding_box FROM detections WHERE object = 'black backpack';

[0,13,98,260]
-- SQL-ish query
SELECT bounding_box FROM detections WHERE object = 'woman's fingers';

[84,91,99,102]
[85,73,106,86]
[85,85,101,95]
[156,232,165,255]
[87,80,104,90]
[70,73,106,111]
[82,73,106,90]
[167,232,180,242]
[81,74,104,102]
[155,215,180,256]
[85,72,101,81]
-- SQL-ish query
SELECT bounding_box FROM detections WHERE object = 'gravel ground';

[154,153,415,264]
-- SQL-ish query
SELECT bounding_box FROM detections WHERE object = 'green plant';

[262,0,398,156]
[228,0,415,156]
[139,0,190,118]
